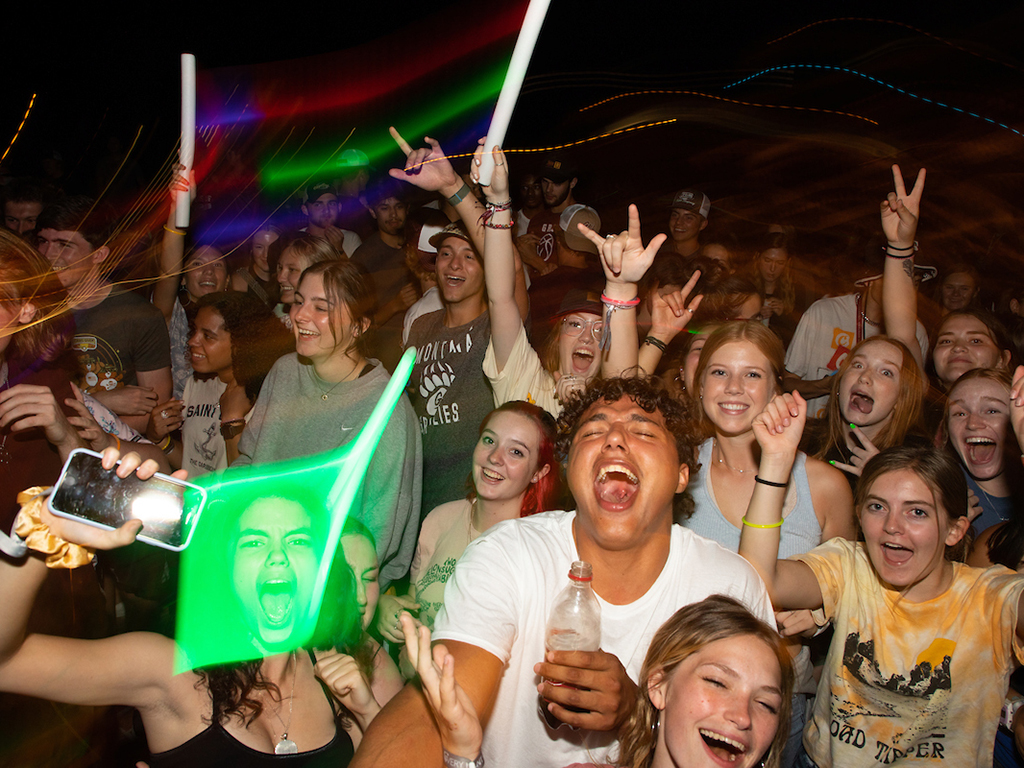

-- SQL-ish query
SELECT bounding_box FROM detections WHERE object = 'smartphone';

[48,448,206,552]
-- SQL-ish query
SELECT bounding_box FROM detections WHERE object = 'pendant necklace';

[271,651,299,755]
[307,363,353,401]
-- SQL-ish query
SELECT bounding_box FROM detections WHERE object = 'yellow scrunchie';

[13,487,95,569]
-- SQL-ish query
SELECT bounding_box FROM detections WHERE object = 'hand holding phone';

[48,448,204,552]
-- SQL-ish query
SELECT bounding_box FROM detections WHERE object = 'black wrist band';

[447,183,471,207]
[754,475,788,488]
[643,335,668,352]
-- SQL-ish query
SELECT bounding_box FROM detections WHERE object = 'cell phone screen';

[50,451,202,550]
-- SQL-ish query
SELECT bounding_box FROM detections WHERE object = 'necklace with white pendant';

[270,651,299,755]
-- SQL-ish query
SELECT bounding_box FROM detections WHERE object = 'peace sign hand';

[881,164,926,249]
[831,424,880,478]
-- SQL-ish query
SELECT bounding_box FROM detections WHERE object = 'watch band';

[442,749,484,768]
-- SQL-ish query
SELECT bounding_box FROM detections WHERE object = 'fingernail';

[829,460,836,466]
[849,423,857,430]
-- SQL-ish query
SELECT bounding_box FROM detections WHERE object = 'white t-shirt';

[181,376,228,476]
[483,323,559,417]
[433,510,774,768]
[784,293,929,418]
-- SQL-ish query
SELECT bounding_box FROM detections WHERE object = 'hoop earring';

[651,709,660,741]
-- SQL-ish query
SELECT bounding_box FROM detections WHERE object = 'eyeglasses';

[561,317,604,337]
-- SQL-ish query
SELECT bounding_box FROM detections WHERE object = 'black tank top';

[147,665,354,768]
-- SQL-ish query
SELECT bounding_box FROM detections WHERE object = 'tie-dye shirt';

[795,538,1024,767]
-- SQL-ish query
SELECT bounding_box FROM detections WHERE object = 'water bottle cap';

[567,560,593,582]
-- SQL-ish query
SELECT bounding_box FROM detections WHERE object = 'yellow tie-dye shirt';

[794,538,1024,767]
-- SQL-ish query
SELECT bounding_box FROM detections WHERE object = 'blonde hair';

[617,596,793,768]
[692,321,785,438]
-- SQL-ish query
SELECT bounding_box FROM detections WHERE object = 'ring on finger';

[161,410,169,418]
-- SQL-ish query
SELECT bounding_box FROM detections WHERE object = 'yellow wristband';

[741,516,783,529]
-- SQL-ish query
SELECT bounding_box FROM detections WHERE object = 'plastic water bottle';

[540,560,601,729]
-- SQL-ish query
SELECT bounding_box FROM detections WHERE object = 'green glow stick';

[174,348,416,673]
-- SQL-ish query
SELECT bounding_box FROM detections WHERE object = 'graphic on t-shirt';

[196,423,218,463]
[825,327,854,373]
[414,325,480,432]
[832,631,953,762]
[72,334,126,394]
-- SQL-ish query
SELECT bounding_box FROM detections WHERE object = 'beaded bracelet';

[484,220,515,230]
[741,516,784,529]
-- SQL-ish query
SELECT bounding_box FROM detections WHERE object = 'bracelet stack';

[883,240,918,259]
[480,199,513,230]
[642,335,668,353]
[599,293,640,351]
[158,435,174,454]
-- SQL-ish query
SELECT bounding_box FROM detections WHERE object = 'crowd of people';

[2,123,1024,768]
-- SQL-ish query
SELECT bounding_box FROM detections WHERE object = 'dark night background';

[2,0,1024,279]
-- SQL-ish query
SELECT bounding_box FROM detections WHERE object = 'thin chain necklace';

[269,651,299,755]
[713,439,753,474]
[307,360,362,401]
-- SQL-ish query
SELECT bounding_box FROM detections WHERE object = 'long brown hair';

[617,595,794,768]
[0,229,73,365]
[815,336,924,461]
[856,446,970,562]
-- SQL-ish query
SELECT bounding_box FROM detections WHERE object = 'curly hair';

[555,377,699,520]
[193,292,294,402]
[196,484,365,727]
[617,595,794,768]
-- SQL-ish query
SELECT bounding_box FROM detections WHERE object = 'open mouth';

[480,467,505,482]
[258,579,296,625]
[880,542,913,567]
[848,390,874,414]
[297,328,319,339]
[572,347,595,372]
[965,436,998,465]
[595,464,639,507]
[443,275,465,288]
[700,729,747,763]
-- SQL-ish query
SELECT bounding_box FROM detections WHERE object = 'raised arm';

[468,142,522,371]
[880,164,926,372]
[350,638,503,768]
[737,392,825,610]
[153,169,194,323]
[0,449,178,710]
[576,205,666,379]
[637,275,703,377]
[389,128,529,323]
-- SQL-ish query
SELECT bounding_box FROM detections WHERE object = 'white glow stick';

[476,0,552,186]
[176,53,196,229]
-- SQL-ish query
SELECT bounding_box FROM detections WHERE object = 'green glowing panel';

[174,348,416,673]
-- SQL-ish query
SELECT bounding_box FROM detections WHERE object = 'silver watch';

[442,749,484,768]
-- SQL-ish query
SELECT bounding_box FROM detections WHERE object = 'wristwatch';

[1000,694,1024,731]
[442,749,484,768]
